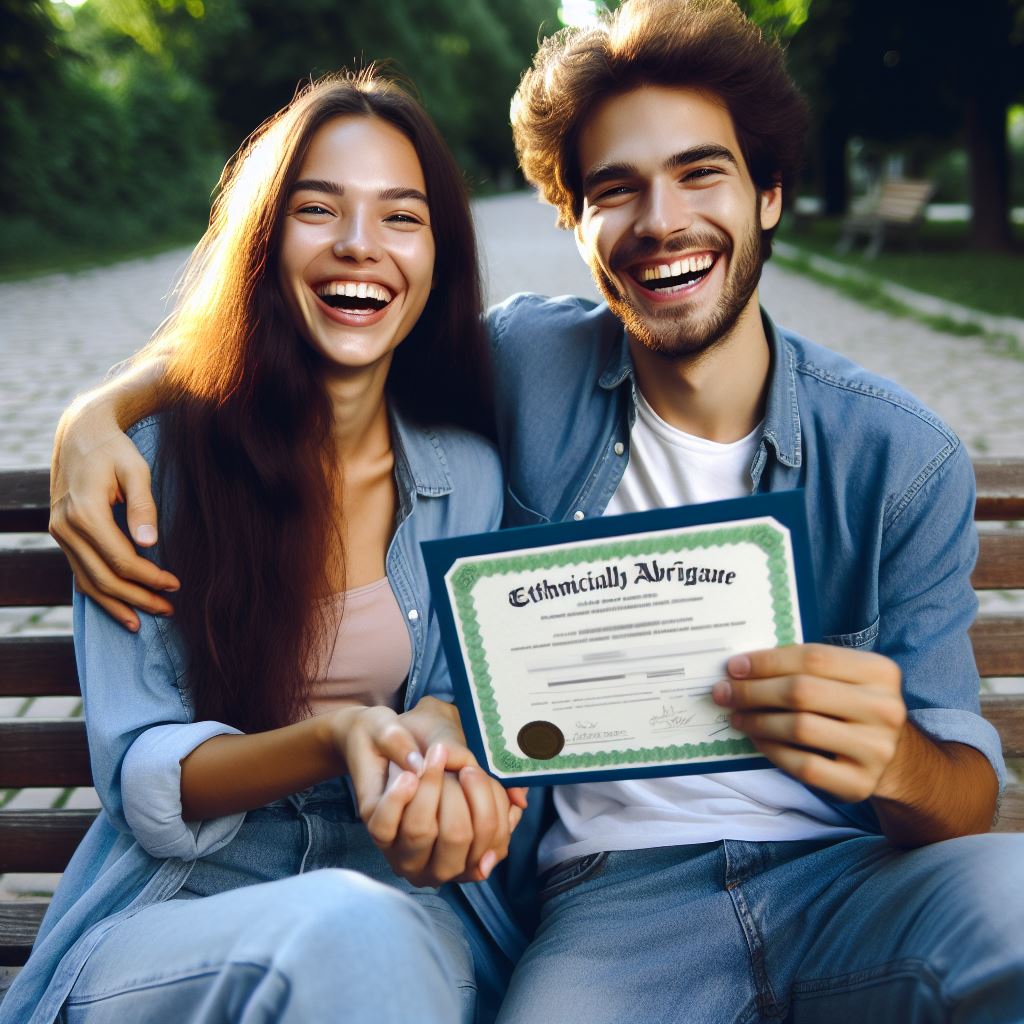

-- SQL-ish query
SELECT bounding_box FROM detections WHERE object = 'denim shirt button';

[573,510,585,521]
[613,442,625,456]
[407,608,419,622]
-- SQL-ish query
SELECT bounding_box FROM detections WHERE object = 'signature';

[649,703,696,732]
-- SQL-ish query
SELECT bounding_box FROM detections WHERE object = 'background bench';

[836,177,936,259]
[1,463,1022,986]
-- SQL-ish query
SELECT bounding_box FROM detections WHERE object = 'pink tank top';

[307,578,413,716]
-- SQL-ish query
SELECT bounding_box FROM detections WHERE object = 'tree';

[772,0,1024,251]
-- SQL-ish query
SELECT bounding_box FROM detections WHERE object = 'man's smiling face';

[575,86,781,359]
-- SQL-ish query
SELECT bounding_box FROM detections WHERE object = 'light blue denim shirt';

[1,407,536,1024]
[487,293,1005,833]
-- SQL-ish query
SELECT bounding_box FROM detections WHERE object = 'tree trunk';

[965,93,1012,252]
[820,117,849,216]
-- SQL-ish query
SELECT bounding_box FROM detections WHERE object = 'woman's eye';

[386,212,422,225]
[297,203,331,216]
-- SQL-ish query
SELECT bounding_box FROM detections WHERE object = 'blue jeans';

[497,834,1024,1023]
[60,781,481,1024]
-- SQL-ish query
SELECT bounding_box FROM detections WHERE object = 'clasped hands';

[332,696,527,888]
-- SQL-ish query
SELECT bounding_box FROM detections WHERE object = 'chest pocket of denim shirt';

[822,617,879,651]
[503,483,551,528]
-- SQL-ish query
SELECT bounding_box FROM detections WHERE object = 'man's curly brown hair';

[511,0,807,231]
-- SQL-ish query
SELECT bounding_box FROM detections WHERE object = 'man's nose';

[332,211,382,262]
[633,180,693,241]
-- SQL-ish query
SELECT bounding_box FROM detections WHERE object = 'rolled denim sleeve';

[122,721,244,859]
[879,442,1006,789]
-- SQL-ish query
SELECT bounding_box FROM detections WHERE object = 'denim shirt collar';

[596,306,802,469]
[389,404,454,501]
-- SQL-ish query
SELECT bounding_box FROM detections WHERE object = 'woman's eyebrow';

[289,180,427,205]
[291,178,343,196]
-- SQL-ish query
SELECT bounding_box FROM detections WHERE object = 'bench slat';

[971,615,1024,679]
[0,470,49,533]
[0,549,71,607]
[980,694,1024,760]
[0,809,98,873]
[995,782,1024,833]
[974,459,1024,520]
[0,720,90,788]
[0,636,78,697]
[973,530,1024,590]
[0,901,48,967]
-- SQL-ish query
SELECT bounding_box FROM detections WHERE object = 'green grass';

[0,216,207,283]
[773,247,1023,362]
[777,217,1024,320]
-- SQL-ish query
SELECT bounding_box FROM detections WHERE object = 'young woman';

[0,72,532,1024]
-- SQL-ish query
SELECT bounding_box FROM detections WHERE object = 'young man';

[50,1,1022,1019]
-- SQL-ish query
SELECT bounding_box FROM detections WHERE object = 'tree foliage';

[1,0,561,264]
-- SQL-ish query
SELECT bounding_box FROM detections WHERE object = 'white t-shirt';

[538,388,864,870]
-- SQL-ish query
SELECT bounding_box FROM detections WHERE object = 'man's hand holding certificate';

[423,490,824,786]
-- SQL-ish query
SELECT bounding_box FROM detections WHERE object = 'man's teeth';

[316,281,393,303]
[638,254,715,283]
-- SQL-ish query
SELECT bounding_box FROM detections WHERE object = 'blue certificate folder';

[421,489,821,787]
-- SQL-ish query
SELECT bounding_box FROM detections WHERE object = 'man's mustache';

[610,231,732,274]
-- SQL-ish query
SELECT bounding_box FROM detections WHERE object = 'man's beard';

[591,217,765,361]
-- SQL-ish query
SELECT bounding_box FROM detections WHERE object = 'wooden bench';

[1,463,1023,988]
[836,177,936,259]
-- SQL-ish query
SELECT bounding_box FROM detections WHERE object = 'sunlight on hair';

[558,0,602,28]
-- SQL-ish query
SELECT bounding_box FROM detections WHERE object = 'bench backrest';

[1,463,1022,966]
[872,178,935,224]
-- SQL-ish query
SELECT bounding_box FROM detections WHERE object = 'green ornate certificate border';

[449,522,796,775]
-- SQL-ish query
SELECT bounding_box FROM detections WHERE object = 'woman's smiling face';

[277,115,435,379]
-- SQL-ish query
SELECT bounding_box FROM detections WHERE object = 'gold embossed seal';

[516,720,565,760]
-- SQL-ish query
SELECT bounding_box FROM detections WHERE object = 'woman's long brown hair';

[145,72,491,732]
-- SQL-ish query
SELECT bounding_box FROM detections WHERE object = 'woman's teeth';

[316,281,393,311]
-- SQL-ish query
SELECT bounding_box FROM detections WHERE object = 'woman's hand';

[337,698,527,886]
[50,393,179,630]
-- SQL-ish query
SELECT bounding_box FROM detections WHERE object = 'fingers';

[715,674,905,730]
[727,644,901,691]
[58,544,144,632]
[346,709,423,821]
[373,743,448,883]
[364,769,421,846]
[752,740,882,804]
[120,459,160,548]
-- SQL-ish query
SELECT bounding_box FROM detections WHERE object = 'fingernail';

[162,582,180,593]
[135,525,157,545]
[124,619,139,633]
[712,680,732,705]
[480,851,497,878]
[406,751,425,775]
[728,655,751,678]
[428,743,447,768]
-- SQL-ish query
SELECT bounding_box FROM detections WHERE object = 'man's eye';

[685,168,720,182]
[595,185,633,201]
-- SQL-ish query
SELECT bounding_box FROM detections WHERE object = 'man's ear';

[574,222,589,264]
[760,184,783,231]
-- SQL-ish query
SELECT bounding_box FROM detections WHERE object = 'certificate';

[421,490,819,786]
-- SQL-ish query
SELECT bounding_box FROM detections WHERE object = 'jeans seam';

[791,956,945,998]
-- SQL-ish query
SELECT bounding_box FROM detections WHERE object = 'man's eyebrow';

[289,180,428,205]
[582,144,739,195]
[665,145,738,170]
